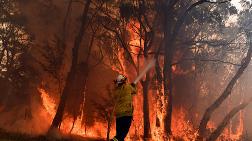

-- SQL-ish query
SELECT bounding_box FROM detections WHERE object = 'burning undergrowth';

[0,0,251,141]
[0,92,51,135]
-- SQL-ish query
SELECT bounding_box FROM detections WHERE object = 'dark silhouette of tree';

[92,86,116,141]
[0,0,35,114]
[50,0,92,130]
[101,1,157,139]
[155,0,233,138]
[197,8,252,138]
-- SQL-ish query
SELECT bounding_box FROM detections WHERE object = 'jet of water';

[133,58,156,84]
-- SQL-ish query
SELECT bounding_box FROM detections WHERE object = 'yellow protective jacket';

[113,83,136,118]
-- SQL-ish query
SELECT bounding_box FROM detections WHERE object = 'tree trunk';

[106,116,112,141]
[163,48,173,136]
[163,10,174,136]
[160,1,232,137]
[50,70,76,129]
[142,73,151,139]
[69,116,77,133]
[50,0,91,129]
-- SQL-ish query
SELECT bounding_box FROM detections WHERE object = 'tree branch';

[207,97,252,141]
[204,0,231,4]
[172,58,241,66]
[102,23,138,71]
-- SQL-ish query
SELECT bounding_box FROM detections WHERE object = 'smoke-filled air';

[1,0,252,141]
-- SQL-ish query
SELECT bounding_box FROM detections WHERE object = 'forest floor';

[0,129,105,141]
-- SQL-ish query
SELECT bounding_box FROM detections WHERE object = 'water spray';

[133,58,156,84]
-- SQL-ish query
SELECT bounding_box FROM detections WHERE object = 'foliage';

[0,0,35,103]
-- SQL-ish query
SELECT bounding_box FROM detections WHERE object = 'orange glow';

[39,66,245,140]
[110,48,125,75]
[38,88,56,119]
[128,20,144,65]
[37,18,245,141]
[222,111,244,140]
[38,88,111,138]
[171,108,198,141]
[172,64,195,75]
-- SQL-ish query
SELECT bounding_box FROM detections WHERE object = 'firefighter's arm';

[130,83,137,95]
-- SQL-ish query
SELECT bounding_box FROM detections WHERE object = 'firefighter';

[111,74,137,141]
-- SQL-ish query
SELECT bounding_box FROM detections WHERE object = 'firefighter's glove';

[131,83,136,87]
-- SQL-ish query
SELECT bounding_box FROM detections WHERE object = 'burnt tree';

[102,1,157,139]
[0,0,35,117]
[156,0,232,137]
[92,87,116,141]
[50,0,92,129]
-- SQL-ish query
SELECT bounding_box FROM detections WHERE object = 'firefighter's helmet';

[115,74,127,84]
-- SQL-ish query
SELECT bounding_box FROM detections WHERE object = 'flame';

[38,88,111,138]
[38,88,56,119]
[60,116,109,138]
[128,20,145,67]
[171,108,198,141]
[221,111,244,140]
[36,18,245,141]
[38,71,245,140]
[233,111,244,139]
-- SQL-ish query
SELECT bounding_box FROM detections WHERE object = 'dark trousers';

[114,116,132,141]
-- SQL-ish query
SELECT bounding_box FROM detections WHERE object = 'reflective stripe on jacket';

[113,83,136,118]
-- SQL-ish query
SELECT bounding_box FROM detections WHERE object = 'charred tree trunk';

[50,0,91,129]
[207,97,252,141]
[163,45,173,136]
[140,6,153,137]
[106,113,113,141]
[159,1,227,137]
[106,120,111,141]
[163,15,174,135]
[198,32,252,139]
[154,56,163,128]
[160,0,185,136]
[162,6,174,136]
[51,70,76,129]
[67,27,96,121]
[69,116,76,133]
[141,72,151,139]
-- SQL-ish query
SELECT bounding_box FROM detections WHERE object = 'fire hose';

[133,58,156,84]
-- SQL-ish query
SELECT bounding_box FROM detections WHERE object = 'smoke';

[1,0,251,140]
[0,92,51,135]
[0,0,82,135]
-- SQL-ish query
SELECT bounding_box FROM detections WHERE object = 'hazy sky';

[231,0,242,10]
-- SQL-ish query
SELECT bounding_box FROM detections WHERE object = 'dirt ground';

[0,130,105,141]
